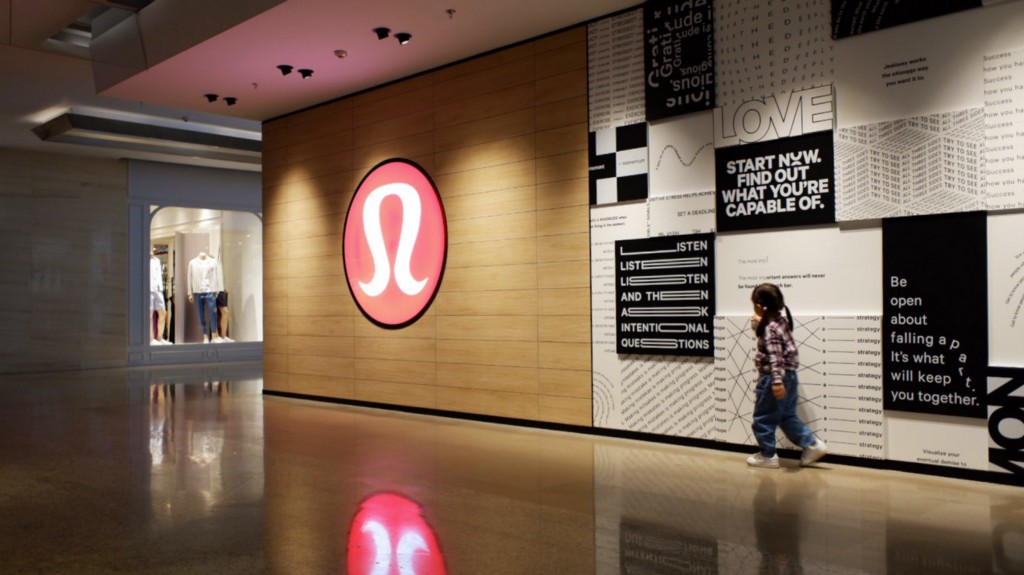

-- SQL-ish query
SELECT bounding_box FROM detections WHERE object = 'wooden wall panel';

[263,28,591,426]
[433,160,535,197]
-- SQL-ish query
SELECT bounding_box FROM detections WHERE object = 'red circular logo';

[343,159,447,328]
[347,493,448,575]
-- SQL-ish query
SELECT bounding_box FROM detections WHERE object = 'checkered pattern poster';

[589,123,649,205]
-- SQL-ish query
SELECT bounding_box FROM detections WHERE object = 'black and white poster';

[988,368,1024,477]
[831,0,982,39]
[882,212,988,418]
[615,234,714,357]
[714,131,835,232]
[588,9,645,131]
[589,123,649,205]
[643,0,715,122]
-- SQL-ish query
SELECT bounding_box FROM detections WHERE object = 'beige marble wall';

[0,148,128,373]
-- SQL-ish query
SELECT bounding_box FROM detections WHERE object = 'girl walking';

[747,283,828,468]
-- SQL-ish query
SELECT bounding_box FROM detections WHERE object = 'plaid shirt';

[755,316,799,385]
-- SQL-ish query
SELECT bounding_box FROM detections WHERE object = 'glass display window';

[149,207,263,345]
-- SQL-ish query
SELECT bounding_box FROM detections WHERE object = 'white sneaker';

[212,336,224,343]
[801,439,828,466]
[150,339,162,346]
[221,336,234,343]
[747,452,779,468]
[203,335,209,344]
[160,340,172,345]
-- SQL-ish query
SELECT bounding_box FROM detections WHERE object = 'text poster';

[831,0,982,39]
[988,369,1024,477]
[834,2,1024,128]
[715,131,836,232]
[714,0,834,109]
[715,226,883,316]
[983,48,1024,211]
[715,315,885,459]
[643,0,715,121]
[713,85,835,147]
[648,191,716,237]
[615,234,715,357]
[882,212,988,418]
[988,212,1024,368]
[588,9,645,131]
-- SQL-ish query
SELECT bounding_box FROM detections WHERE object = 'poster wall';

[582,0,1024,483]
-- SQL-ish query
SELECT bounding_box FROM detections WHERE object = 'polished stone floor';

[1,363,1022,574]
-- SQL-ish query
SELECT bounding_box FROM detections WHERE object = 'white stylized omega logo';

[361,521,429,575]
[358,183,427,297]
[343,159,447,328]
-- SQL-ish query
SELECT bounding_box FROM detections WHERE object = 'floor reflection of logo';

[344,159,447,328]
[347,493,447,575]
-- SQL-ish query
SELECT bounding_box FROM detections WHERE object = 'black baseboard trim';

[263,389,1024,488]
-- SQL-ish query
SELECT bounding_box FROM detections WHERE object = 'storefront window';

[149,207,263,345]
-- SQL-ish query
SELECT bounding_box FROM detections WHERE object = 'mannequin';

[149,248,170,345]
[187,250,222,343]
[216,290,233,342]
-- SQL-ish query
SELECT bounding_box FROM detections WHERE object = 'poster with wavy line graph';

[714,315,884,459]
[649,111,715,197]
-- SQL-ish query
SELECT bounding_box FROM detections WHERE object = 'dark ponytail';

[752,283,792,338]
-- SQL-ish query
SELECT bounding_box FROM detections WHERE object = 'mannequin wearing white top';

[187,252,222,343]
[150,249,170,345]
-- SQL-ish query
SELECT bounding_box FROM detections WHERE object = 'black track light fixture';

[298,69,313,79]
[204,93,218,103]
[373,27,390,40]
[395,32,412,45]
[224,97,237,106]
[277,64,293,76]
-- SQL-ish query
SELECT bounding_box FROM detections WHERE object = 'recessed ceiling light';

[395,32,412,45]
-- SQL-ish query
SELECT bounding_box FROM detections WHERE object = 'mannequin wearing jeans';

[187,252,222,343]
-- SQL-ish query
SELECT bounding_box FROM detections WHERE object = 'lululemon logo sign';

[344,159,447,327]
[347,493,448,575]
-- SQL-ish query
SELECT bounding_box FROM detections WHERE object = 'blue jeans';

[193,292,217,338]
[752,370,815,457]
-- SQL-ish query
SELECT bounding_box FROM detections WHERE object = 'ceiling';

[1,0,640,172]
